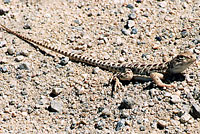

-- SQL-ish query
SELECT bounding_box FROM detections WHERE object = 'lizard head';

[168,51,196,74]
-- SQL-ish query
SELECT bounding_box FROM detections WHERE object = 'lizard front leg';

[150,72,175,88]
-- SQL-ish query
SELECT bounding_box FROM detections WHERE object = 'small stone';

[21,91,28,96]
[128,13,136,20]
[193,88,200,100]
[155,36,162,41]
[94,120,104,130]
[51,88,62,96]
[181,30,188,38]
[103,54,110,60]
[0,66,7,73]
[118,57,125,63]
[101,108,112,117]
[127,20,135,28]
[98,39,104,45]
[115,120,125,131]
[121,28,130,35]
[189,103,200,119]
[7,47,15,55]
[0,9,6,16]
[87,13,92,17]
[194,49,200,54]
[119,98,135,109]
[136,0,142,3]
[140,126,145,131]
[126,4,134,9]
[158,1,167,8]
[131,28,138,34]
[4,0,10,4]
[76,87,85,95]
[170,95,181,104]
[23,24,31,29]
[180,113,191,123]
[59,57,69,66]
[92,67,100,74]
[121,49,128,55]
[163,92,171,97]
[9,100,15,105]
[15,56,24,62]
[192,39,200,45]
[152,44,159,50]
[149,102,154,107]
[20,50,29,57]
[137,120,142,124]
[115,37,123,46]
[0,41,6,48]
[157,120,167,129]
[49,100,63,113]
[18,62,30,70]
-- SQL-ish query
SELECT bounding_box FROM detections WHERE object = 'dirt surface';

[0,0,200,133]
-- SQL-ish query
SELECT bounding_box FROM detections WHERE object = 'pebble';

[23,24,31,29]
[121,28,130,35]
[0,66,7,73]
[119,98,135,109]
[189,103,200,119]
[127,20,135,28]
[118,57,125,63]
[180,113,191,123]
[21,90,28,96]
[170,95,181,104]
[149,101,154,107]
[49,100,63,113]
[15,56,24,62]
[51,88,62,96]
[194,49,200,54]
[0,40,6,48]
[155,36,162,41]
[7,47,15,55]
[136,0,142,3]
[4,0,10,4]
[101,108,112,117]
[128,13,136,20]
[158,1,167,8]
[181,30,188,38]
[18,62,30,70]
[92,67,100,74]
[193,88,200,100]
[115,120,125,131]
[164,92,172,97]
[157,120,167,129]
[94,120,104,130]
[131,28,138,34]
[0,9,6,16]
[20,50,29,57]
[126,4,134,9]
[59,57,69,66]
[139,126,145,131]
[115,37,123,46]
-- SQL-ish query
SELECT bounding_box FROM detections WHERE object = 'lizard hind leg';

[110,69,134,96]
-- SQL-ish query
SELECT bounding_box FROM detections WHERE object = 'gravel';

[0,0,199,133]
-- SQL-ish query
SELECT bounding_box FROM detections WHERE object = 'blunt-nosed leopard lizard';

[0,23,196,92]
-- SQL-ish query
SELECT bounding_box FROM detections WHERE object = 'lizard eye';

[178,55,184,59]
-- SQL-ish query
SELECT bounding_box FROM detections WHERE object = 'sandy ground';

[0,0,200,133]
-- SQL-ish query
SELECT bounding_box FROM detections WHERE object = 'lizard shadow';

[118,73,186,91]
[22,40,55,57]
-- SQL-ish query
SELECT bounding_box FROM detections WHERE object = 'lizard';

[0,23,196,92]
